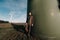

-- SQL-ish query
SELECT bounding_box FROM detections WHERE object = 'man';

[25,12,34,39]
[28,12,34,34]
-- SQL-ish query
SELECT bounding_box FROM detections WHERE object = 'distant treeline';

[0,20,9,23]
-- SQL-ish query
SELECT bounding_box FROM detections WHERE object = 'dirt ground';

[0,27,40,40]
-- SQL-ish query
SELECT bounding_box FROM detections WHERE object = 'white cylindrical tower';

[30,0,60,40]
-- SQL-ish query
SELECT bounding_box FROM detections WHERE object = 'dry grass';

[0,23,13,28]
[0,23,26,28]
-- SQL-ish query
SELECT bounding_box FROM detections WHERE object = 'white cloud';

[9,13,27,23]
[0,0,27,23]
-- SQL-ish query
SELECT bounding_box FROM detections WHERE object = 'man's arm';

[29,16,34,27]
[25,23,28,32]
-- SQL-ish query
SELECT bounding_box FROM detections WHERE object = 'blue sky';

[0,0,27,23]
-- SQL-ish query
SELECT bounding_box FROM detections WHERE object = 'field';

[0,23,25,40]
[0,23,40,40]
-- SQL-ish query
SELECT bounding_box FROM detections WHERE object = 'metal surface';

[30,0,60,40]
